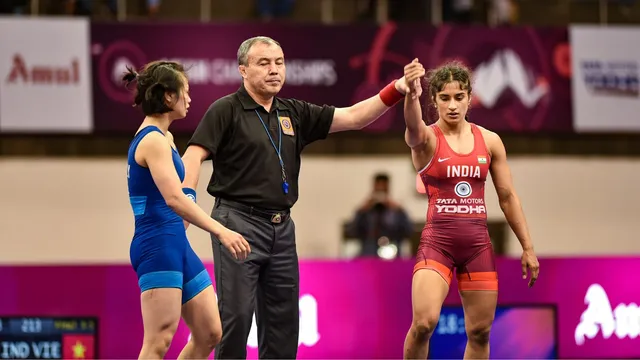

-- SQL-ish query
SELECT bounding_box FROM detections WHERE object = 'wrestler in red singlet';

[415,122,496,291]
[400,59,540,360]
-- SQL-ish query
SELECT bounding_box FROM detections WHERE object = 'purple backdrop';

[1,258,639,359]
[90,23,572,134]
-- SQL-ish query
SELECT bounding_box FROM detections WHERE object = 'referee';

[182,36,411,359]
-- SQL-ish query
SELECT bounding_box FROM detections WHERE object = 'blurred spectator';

[356,0,376,22]
[389,0,429,22]
[347,173,413,259]
[617,0,636,17]
[443,0,474,24]
[65,0,91,15]
[490,0,518,26]
[64,0,117,17]
[0,0,28,14]
[146,0,161,18]
[256,0,294,21]
[357,0,430,23]
[63,0,159,18]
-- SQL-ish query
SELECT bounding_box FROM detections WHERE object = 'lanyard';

[255,109,289,194]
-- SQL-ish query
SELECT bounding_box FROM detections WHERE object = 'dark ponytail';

[122,66,138,88]
[121,61,186,116]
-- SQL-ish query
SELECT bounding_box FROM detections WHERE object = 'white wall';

[1,156,638,264]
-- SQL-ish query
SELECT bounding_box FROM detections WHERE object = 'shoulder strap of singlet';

[469,123,490,156]
[130,126,164,155]
[469,123,479,137]
[430,123,443,138]
[429,123,444,156]
[134,125,163,142]
[128,125,166,168]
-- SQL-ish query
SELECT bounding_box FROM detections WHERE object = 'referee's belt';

[217,198,290,224]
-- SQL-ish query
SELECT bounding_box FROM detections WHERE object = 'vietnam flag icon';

[62,334,95,359]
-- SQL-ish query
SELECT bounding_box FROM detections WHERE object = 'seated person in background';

[256,0,294,21]
[347,173,414,258]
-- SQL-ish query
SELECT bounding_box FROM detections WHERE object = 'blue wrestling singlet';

[127,125,211,304]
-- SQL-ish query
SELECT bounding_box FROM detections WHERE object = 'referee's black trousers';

[210,198,300,359]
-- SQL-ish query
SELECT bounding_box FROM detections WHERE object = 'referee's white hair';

[237,36,282,66]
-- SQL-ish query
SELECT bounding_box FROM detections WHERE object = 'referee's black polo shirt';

[188,84,336,210]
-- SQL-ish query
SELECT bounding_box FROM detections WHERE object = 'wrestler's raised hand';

[404,58,425,99]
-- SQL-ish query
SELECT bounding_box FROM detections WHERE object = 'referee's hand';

[218,228,251,260]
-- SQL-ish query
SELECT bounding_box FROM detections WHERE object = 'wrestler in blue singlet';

[127,125,211,304]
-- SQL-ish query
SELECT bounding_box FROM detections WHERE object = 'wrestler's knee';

[191,325,222,352]
[411,313,439,343]
[466,322,492,346]
[143,323,178,357]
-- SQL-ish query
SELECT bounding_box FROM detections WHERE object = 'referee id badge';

[279,116,295,136]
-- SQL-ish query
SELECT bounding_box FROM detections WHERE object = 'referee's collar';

[237,83,289,112]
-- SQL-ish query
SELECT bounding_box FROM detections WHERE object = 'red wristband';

[378,80,404,107]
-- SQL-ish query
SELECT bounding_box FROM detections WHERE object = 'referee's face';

[241,42,286,98]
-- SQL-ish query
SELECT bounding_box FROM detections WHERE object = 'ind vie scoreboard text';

[0,317,97,359]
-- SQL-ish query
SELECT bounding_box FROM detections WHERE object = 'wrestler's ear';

[238,65,247,79]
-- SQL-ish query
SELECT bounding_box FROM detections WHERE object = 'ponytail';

[122,66,139,88]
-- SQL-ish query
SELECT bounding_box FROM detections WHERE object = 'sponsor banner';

[1,258,638,359]
[91,23,572,134]
[571,25,640,132]
[0,17,92,133]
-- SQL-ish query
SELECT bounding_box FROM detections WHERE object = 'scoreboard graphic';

[0,317,97,359]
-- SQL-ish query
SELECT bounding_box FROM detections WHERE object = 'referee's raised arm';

[329,76,411,133]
